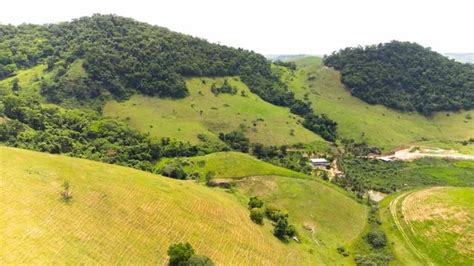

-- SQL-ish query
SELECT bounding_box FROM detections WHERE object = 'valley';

[0,14,473,265]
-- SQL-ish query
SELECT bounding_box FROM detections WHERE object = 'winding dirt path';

[389,191,434,265]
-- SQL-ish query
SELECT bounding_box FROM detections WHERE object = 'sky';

[1,0,473,55]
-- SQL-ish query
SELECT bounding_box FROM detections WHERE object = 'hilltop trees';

[324,41,474,115]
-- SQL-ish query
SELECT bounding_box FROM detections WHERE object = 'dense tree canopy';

[324,41,474,115]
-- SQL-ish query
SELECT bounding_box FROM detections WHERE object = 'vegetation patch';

[336,157,474,194]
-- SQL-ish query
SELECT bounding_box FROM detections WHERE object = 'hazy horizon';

[1,0,473,55]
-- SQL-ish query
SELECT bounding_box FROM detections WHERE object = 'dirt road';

[384,147,474,161]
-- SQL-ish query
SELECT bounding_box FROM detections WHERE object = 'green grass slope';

[0,60,86,99]
[165,151,309,180]
[280,57,474,153]
[104,77,326,147]
[161,151,368,264]
[237,175,368,264]
[0,64,49,97]
[0,146,313,264]
[380,187,474,265]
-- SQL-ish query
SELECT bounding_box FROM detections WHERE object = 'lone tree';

[61,181,72,202]
[168,242,195,266]
[12,78,20,94]
[167,242,214,266]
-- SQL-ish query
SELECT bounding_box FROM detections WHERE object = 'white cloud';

[1,0,473,55]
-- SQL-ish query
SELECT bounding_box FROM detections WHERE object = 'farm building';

[309,158,330,168]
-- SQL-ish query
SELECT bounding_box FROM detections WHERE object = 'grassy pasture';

[381,187,474,265]
[236,175,368,265]
[0,146,315,264]
[159,151,309,180]
[280,57,474,153]
[104,77,326,147]
[158,151,368,264]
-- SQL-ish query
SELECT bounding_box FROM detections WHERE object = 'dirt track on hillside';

[389,147,474,161]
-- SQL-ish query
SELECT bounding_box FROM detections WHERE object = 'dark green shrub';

[265,206,288,222]
[160,163,187,179]
[248,196,264,209]
[273,217,290,241]
[249,208,264,224]
[366,230,387,249]
[167,242,194,266]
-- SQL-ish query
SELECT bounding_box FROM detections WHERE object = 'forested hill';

[0,14,337,141]
[0,14,273,101]
[324,41,474,115]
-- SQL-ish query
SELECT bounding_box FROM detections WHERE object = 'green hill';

[280,56,474,153]
[0,146,313,264]
[0,15,336,142]
[160,151,309,180]
[104,77,326,146]
[324,41,474,114]
[0,146,369,264]
[236,175,368,264]
[381,187,474,265]
[158,151,368,264]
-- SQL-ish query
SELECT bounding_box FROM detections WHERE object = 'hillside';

[324,41,474,114]
[0,146,314,264]
[157,151,368,264]
[237,175,368,264]
[0,146,370,264]
[159,151,309,180]
[381,187,474,265]
[0,15,337,142]
[104,77,326,146]
[280,56,474,152]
